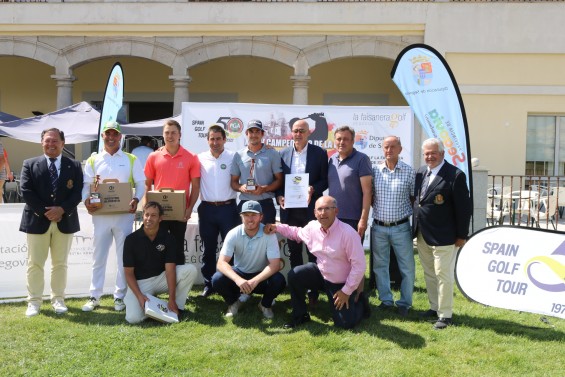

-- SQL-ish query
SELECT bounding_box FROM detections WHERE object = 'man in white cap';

[81,121,146,312]
[211,200,286,319]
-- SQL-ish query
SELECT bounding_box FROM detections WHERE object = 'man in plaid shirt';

[371,136,415,317]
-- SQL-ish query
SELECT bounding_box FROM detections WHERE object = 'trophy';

[89,174,103,208]
[246,159,256,191]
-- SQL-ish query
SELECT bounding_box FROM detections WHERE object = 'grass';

[1,252,563,377]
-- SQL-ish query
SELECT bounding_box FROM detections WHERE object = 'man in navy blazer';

[412,137,471,330]
[277,119,328,269]
[19,128,83,317]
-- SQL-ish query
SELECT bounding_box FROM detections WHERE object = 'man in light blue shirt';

[211,201,286,319]
[230,120,283,224]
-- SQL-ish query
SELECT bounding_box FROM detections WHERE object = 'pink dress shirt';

[277,219,366,296]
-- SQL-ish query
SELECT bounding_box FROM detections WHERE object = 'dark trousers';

[160,220,187,265]
[211,268,286,308]
[197,201,240,288]
[238,199,276,224]
[285,208,316,268]
[339,218,366,241]
[288,263,364,329]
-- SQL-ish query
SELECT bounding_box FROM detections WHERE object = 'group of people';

[18,116,471,331]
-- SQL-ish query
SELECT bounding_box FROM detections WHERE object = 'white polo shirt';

[198,149,237,202]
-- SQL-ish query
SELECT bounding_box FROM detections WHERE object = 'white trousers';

[124,264,197,324]
[90,213,134,300]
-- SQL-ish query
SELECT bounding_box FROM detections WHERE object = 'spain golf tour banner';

[456,226,565,319]
[97,63,124,152]
[391,44,472,192]
[181,102,414,168]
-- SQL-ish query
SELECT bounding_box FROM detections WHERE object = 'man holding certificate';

[277,119,328,269]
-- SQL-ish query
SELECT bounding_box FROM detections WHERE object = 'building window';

[526,115,565,176]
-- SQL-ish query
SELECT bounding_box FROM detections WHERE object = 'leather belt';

[202,200,234,206]
[374,217,409,227]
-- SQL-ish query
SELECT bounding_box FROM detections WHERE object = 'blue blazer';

[19,155,83,235]
[277,143,328,223]
[412,161,471,246]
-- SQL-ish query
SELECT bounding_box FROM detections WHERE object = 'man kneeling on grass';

[265,195,370,329]
[123,202,197,324]
[211,201,286,319]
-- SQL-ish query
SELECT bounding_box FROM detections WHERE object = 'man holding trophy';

[230,119,283,224]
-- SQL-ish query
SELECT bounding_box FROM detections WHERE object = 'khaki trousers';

[416,232,457,319]
[26,222,73,305]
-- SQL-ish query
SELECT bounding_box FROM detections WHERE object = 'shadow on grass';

[209,294,427,349]
[454,313,565,342]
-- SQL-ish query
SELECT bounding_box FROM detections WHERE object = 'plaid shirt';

[372,159,415,222]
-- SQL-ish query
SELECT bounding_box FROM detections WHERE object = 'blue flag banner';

[391,44,472,192]
[97,63,124,152]
[456,226,565,320]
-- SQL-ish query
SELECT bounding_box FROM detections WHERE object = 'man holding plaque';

[277,119,328,269]
[145,119,201,265]
[230,120,283,224]
[81,121,146,312]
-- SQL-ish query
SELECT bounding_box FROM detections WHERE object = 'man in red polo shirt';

[144,119,201,265]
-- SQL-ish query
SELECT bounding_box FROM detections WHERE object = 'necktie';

[49,158,58,199]
[420,170,431,200]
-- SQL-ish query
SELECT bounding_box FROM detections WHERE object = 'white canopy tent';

[0,101,178,143]
[0,111,20,123]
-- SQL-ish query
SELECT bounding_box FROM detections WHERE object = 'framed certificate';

[284,173,309,208]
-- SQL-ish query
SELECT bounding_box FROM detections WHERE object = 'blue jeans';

[371,221,415,308]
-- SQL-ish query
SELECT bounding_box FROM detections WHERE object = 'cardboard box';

[90,179,133,214]
[146,189,186,221]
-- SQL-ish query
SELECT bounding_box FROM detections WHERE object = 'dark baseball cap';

[240,200,263,214]
[247,119,263,131]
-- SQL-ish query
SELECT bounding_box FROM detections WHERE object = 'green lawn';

[1,252,563,377]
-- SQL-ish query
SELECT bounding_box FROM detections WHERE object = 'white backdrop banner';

[0,204,117,301]
[181,103,414,167]
[1,206,294,300]
[456,226,565,319]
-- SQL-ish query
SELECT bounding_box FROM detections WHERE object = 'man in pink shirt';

[265,195,370,329]
[144,119,201,265]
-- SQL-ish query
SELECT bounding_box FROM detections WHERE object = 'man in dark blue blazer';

[19,128,83,317]
[277,119,328,269]
[412,137,471,330]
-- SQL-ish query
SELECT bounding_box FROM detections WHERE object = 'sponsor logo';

[112,72,122,98]
[526,241,565,292]
[354,130,369,150]
[410,55,433,86]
